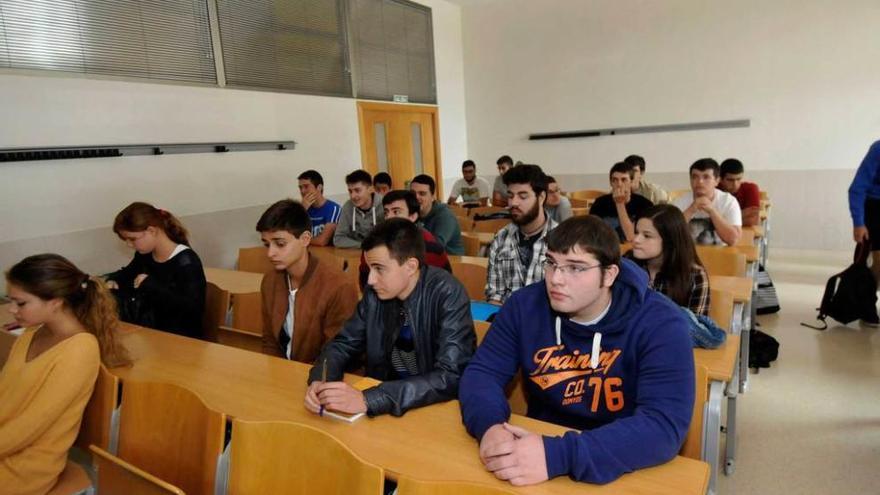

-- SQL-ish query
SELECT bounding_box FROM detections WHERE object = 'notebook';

[322,377,382,423]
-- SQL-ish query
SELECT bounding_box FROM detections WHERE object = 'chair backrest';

[680,365,710,460]
[568,197,592,208]
[473,218,509,234]
[230,292,263,333]
[708,288,735,332]
[568,189,605,201]
[397,477,517,495]
[461,234,481,257]
[75,364,120,453]
[736,228,756,246]
[695,247,746,277]
[451,262,487,301]
[46,460,92,495]
[472,321,528,415]
[473,320,491,345]
[226,420,384,495]
[456,215,474,233]
[118,381,226,495]
[668,189,689,202]
[570,207,588,217]
[237,247,272,274]
[203,283,231,343]
[90,445,185,495]
[309,249,347,272]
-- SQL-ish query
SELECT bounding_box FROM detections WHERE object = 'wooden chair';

[46,460,92,495]
[473,218,509,234]
[695,247,746,277]
[708,288,735,332]
[451,262,487,301]
[679,365,710,461]
[117,381,226,495]
[469,206,507,217]
[90,445,185,495]
[397,477,517,495]
[224,420,384,495]
[456,215,474,233]
[217,291,263,353]
[237,246,272,274]
[568,197,592,208]
[570,207,588,217]
[474,320,491,345]
[461,234,482,257]
[568,189,605,201]
[448,204,468,217]
[203,282,230,343]
[668,189,689,202]
[736,228,756,246]
[473,320,528,415]
[310,248,348,272]
[75,365,121,454]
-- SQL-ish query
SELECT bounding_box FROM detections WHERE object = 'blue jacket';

[849,140,880,227]
[459,258,694,484]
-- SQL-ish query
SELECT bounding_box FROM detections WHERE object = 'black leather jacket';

[308,265,476,416]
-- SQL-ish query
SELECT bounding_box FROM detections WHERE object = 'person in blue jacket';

[458,215,694,486]
[849,139,880,286]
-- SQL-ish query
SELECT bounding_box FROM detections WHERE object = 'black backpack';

[749,328,779,369]
[801,242,878,330]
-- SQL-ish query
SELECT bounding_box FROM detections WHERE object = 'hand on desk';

[304,381,367,415]
[480,422,549,486]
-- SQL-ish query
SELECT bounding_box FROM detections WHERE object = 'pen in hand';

[319,358,327,417]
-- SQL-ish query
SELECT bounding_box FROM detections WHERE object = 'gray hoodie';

[333,193,385,248]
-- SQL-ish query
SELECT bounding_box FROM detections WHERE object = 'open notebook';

[323,376,382,423]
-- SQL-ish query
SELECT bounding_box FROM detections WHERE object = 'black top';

[589,194,654,241]
[107,248,206,338]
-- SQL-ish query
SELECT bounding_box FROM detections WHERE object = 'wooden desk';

[449,255,488,267]
[313,245,364,260]
[461,231,495,247]
[694,335,739,384]
[708,276,751,304]
[204,267,263,294]
[113,326,708,495]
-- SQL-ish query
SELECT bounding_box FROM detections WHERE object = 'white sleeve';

[721,194,743,226]
[478,178,491,197]
[449,179,463,198]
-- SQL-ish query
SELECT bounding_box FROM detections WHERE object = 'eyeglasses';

[541,259,603,277]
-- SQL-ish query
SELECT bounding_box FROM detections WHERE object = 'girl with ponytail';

[107,201,206,338]
[1,254,130,493]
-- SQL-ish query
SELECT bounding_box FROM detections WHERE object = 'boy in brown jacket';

[256,199,358,363]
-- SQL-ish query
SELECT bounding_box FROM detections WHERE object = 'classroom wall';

[459,0,880,251]
[0,0,466,293]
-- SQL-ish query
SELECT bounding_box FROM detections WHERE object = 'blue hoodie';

[848,140,880,227]
[459,258,694,484]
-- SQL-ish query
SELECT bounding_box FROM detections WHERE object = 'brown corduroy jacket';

[261,254,358,363]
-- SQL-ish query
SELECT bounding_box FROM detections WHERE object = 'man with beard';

[486,164,558,305]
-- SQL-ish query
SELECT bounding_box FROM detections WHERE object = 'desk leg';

[703,380,725,495]
[724,367,739,476]
[732,302,744,335]
[739,291,756,394]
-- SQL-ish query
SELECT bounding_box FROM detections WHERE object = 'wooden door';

[357,101,443,196]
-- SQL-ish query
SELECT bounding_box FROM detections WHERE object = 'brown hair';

[113,202,189,245]
[636,204,703,306]
[6,254,131,368]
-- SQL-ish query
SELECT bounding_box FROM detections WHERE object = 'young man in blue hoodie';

[849,139,880,288]
[459,215,694,486]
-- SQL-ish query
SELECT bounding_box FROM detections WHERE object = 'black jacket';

[308,265,476,416]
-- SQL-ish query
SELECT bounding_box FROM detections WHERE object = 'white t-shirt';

[673,191,742,246]
[449,177,491,203]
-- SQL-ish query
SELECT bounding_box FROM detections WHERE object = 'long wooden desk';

[204,267,263,294]
[113,325,709,494]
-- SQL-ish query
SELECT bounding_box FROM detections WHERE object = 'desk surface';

[461,231,495,245]
[204,267,263,294]
[112,326,708,495]
[709,276,752,303]
[449,255,489,267]
[693,335,740,383]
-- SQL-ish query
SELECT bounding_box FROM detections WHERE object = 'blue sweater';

[849,140,880,227]
[459,258,694,484]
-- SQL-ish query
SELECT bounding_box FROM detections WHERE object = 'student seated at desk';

[448,159,491,207]
[306,218,475,417]
[106,202,206,338]
[411,174,465,255]
[298,169,341,247]
[673,158,742,246]
[373,171,393,196]
[459,216,694,486]
[2,254,130,494]
[492,155,514,207]
[257,199,358,363]
[631,204,711,316]
[544,176,573,223]
[358,190,452,288]
[588,161,653,242]
[718,158,761,227]
[333,170,385,249]
[625,154,669,205]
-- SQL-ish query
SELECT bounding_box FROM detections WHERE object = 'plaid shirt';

[485,218,558,304]
[651,264,711,316]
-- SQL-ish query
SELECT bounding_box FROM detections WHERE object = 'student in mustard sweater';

[1,254,131,495]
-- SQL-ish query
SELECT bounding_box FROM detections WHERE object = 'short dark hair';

[624,155,646,173]
[462,160,476,170]
[609,161,634,180]
[720,158,745,177]
[496,155,513,167]
[411,174,436,195]
[546,175,557,184]
[256,199,312,237]
[502,163,548,197]
[382,190,419,216]
[374,172,393,187]
[346,169,373,186]
[297,170,324,188]
[361,217,425,267]
[546,215,620,268]
[689,158,720,177]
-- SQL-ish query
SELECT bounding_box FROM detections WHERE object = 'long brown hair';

[637,204,703,306]
[113,202,189,245]
[6,254,131,368]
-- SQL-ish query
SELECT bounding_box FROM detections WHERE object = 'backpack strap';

[854,240,872,265]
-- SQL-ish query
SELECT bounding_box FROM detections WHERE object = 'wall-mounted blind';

[216,0,352,96]
[350,0,436,104]
[0,0,217,83]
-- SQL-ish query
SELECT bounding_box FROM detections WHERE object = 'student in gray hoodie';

[333,169,385,248]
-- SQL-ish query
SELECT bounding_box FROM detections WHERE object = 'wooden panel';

[238,247,272,274]
[398,477,517,495]
[473,320,491,345]
[693,336,740,383]
[456,215,474,233]
[75,364,119,452]
[117,380,226,495]
[218,326,263,354]
[708,289,735,332]
[461,234,481,257]
[228,420,384,495]
[204,268,263,294]
[91,445,185,495]
[708,276,752,303]
[568,197,592,208]
[679,366,709,461]
[451,262,487,302]
[695,248,746,278]
[202,282,230,343]
[568,189,605,201]
[231,292,262,334]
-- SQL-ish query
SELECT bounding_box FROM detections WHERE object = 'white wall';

[0,0,466,291]
[460,0,880,250]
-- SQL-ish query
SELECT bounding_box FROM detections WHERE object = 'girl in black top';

[106,202,206,338]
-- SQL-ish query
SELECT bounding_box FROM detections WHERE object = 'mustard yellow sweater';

[0,328,99,495]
